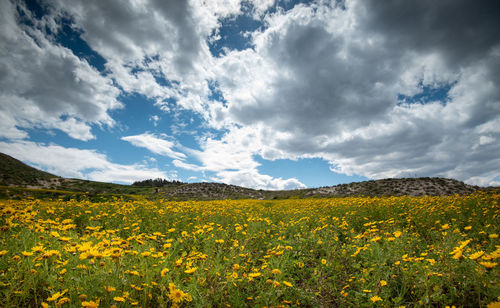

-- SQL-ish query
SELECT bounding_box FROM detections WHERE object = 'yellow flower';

[490,234,498,239]
[81,300,100,308]
[370,295,382,303]
[469,251,484,260]
[57,297,71,305]
[232,272,238,279]
[0,250,8,257]
[41,303,49,308]
[487,301,500,308]
[169,289,185,303]
[480,261,497,269]
[161,268,170,276]
[47,291,65,302]
[215,239,224,244]
[321,259,327,265]
[105,286,116,293]
[464,226,472,230]
[272,269,282,275]
[233,263,240,270]
[393,231,402,238]
[184,267,197,274]
[380,280,387,286]
[113,297,126,302]
[282,281,293,287]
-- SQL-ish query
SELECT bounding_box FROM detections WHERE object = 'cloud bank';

[1,0,499,187]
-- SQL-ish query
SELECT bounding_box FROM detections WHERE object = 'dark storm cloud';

[361,0,500,66]
[212,0,500,185]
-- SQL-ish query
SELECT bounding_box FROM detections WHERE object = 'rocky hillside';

[307,177,483,197]
[1,152,496,200]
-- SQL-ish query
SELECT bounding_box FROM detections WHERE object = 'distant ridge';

[0,152,496,200]
[306,177,484,197]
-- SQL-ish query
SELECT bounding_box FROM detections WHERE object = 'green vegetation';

[0,194,498,307]
[0,153,57,186]
[132,178,184,188]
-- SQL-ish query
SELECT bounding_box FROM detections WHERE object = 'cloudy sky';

[1,0,499,189]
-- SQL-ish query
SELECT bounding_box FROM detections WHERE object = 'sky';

[0,0,499,189]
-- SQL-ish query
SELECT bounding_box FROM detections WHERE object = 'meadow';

[0,193,498,307]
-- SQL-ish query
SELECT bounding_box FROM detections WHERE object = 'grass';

[0,193,498,307]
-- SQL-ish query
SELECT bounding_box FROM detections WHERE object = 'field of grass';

[0,194,499,307]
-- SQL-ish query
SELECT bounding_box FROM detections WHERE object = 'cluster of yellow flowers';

[0,193,498,307]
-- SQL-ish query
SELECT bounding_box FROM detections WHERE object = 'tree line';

[132,178,184,187]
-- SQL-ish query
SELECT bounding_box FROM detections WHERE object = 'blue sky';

[1,0,499,188]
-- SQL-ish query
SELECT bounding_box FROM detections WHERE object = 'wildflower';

[393,231,402,238]
[282,281,293,287]
[487,301,500,308]
[380,280,387,286]
[161,268,170,276]
[469,251,484,260]
[169,289,185,303]
[370,295,382,303]
[81,300,100,308]
[113,297,125,302]
[490,234,498,239]
[233,263,240,270]
[22,251,33,257]
[184,267,197,274]
[321,259,327,265]
[272,269,282,275]
[58,297,71,305]
[47,291,65,302]
[41,303,49,308]
[0,250,8,257]
[105,286,116,292]
[480,261,497,269]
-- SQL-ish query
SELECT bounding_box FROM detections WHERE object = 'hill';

[0,152,58,186]
[306,177,483,197]
[0,153,153,198]
[0,152,496,200]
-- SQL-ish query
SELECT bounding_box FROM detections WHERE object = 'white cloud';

[0,0,121,141]
[197,0,500,186]
[0,140,167,184]
[149,115,160,127]
[3,0,499,188]
[172,126,306,189]
[213,169,305,190]
[121,133,186,160]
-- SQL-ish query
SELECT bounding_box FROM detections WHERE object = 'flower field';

[0,193,499,307]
